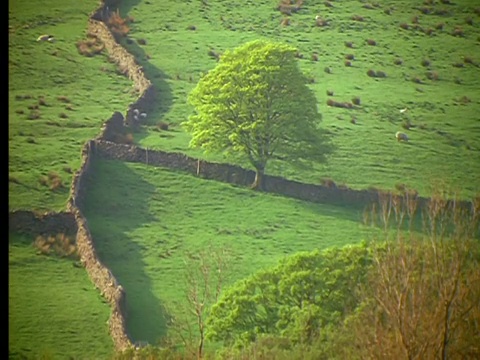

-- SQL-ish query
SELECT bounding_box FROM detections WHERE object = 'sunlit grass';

[83,158,372,344]
[9,232,115,359]
[120,0,480,199]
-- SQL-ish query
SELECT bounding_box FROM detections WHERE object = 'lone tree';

[183,39,329,189]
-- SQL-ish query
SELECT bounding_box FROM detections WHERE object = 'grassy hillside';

[119,0,480,199]
[8,0,136,212]
[82,157,373,344]
[9,232,115,360]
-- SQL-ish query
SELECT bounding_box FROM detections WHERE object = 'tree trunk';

[251,167,265,190]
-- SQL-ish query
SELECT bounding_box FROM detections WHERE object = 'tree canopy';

[183,39,330,189]
[205,242,372,348]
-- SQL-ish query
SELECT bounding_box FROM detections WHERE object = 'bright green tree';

[183,39,330,189]
[205,242,372,348]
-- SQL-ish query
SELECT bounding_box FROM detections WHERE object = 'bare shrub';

[421,59,431,67]
[76,34,105,57]
[207,49,221,61]
[425,71,439,80]
[351,15,364,21]
[345,53,355,60]
[27,111,41,120]
[423,27,434,36]
[366,38,377,46]
[394,58,403,65]
[294,51,303,59]
[352,96,361,105]
[344,60,352,67]
[451,27,464,37]
[353,192,480,359]
[59,112,68,119]
[321,178,337,188]
[464,56,475,65]
[327,90,334,96]
[367,69,377,77]
[400,23,410,30]
[345,41,353,48]
[315,17,329,27]
[106,9,131,39]
[311,52,319,61]
[57,95,71,103]
[157,121,169,131]
[281,17,290,26]
[47,171,64,191]
[34,233,78,258]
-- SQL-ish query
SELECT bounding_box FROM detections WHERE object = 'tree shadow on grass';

[82,157,171,345]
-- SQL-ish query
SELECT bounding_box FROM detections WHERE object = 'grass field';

[9,0,134,358]
[118,0,480,199]
[9,232,115,360]
[82,157,374,345]
[8,0,136,212]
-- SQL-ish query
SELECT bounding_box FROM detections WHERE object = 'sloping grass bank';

[82,157,372,344]
[9,232,115,359]
[9,0,136,212]
[120,0,480,199]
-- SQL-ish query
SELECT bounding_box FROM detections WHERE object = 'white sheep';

[140,112,147,119]
[395,131,409,142]
[399,107,408,114]
[37,34,54,42]
[132,108,140,116]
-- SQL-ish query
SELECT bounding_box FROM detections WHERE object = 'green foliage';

[129,0,480,199]
[206,242,372,348]
[183,39,329,187]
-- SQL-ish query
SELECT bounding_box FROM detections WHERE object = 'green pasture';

[82,158,374,346]
[9,232,115,360]
[9,0,136,212]
[119,0,480,199]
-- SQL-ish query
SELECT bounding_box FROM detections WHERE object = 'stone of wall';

[86,14,155,129]
[93,139,476,212]
[97,112,125,142]
[65,137,132,351]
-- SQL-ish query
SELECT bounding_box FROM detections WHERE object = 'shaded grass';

[121,0,480,200]
[9,233,115,360]
[8,0,136,212]
[82,157,372,345]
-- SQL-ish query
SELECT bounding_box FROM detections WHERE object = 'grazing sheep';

[37,34,54,42]
[132,108,140,116]
[140,112,147,119]
[396,131,409,142]
[399,107,408,114]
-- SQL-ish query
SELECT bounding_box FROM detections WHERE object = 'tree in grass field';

[183,39,331,190]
